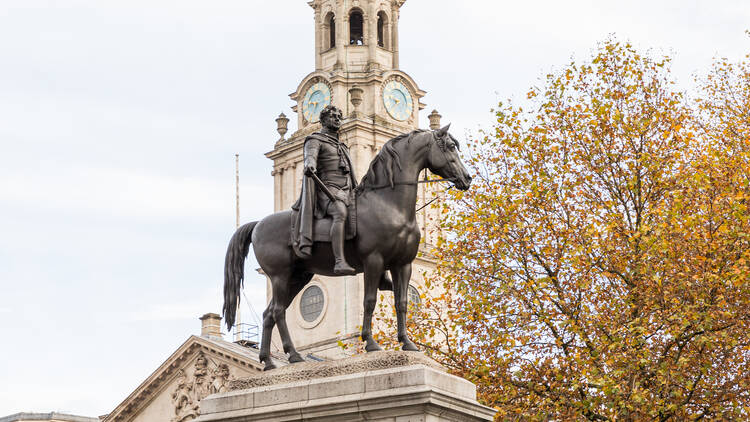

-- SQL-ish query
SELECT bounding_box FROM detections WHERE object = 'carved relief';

[211,363,232,394]
[171,352,234,422]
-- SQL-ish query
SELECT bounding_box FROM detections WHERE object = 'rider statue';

[292,105,358,275]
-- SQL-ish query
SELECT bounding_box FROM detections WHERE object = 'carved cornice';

[380,70,427,100]
[266,114,414,165]
[290,72,333,102]
[308,0,407,10]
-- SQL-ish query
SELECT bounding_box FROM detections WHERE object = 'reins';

[357,178,454,212]
[416,185,454,212]
[358,177,453,191]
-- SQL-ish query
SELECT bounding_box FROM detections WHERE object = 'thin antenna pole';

[234,154,242,341]
[235,154,240,229]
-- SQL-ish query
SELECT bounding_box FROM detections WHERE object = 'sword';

[308,171,337,202]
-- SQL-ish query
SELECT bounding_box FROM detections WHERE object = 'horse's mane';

[357,129,430,192]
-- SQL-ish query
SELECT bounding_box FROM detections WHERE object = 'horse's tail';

[222,221,258,331]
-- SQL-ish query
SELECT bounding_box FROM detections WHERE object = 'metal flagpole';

[234,153,242,342]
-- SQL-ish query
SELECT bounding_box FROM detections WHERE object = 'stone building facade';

[0,413,99,422]
[102,314,269,422]
[266,0,445,359]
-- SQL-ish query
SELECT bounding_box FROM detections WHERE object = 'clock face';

[302,82,332,123]
[383,81,414,121]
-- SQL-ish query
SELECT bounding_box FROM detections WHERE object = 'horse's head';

[426,124,472,191]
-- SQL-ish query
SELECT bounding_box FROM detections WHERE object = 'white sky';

[0,0,748,416]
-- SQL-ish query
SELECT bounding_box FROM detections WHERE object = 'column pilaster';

[367,1,378,71]
[314,6,322,70]
[335,1,347,70]
[391,5,400,69]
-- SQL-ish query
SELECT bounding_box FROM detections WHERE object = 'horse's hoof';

[263,361,277,371]
[400,338,419,352]
[289,352,305,363]
[365,342,383,352]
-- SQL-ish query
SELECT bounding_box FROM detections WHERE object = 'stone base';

[196,351,496,422]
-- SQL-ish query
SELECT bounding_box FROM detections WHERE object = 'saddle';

[290,200,357,244]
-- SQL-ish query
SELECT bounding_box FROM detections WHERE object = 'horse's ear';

[436,124,451,137]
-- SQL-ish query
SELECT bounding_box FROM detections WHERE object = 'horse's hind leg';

[273,272,311,364]
[259,301,278,371]
[361,255,385,352]
[392,263,419,351]
[259,271,307,370]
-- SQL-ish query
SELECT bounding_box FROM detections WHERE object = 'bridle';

[358,131,458,192]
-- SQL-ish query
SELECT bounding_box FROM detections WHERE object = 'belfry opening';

[349,10,363,45]
[327,13,335,49]
[377,11,387,48]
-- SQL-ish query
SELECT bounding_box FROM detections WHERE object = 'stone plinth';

[196,351,496,422]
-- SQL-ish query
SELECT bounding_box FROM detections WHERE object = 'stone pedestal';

[196,351,496,422]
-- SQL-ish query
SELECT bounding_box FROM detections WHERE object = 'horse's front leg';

[270,273,308,364]
[361,255,385,352]
[392,263,419,351]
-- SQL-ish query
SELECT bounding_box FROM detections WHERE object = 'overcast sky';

[0,0,748,416]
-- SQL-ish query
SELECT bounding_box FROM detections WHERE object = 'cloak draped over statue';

[291,132,358,259]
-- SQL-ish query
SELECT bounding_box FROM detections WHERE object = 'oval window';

[300,285,325,322]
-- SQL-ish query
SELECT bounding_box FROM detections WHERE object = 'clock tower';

[265,0,443,359]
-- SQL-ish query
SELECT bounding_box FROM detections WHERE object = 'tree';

[695,33,750,168]
[376,39,750,420]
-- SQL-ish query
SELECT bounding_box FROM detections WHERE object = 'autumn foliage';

[378,39,750,420]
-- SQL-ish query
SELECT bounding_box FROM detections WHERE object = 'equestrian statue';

[223,105,472,370]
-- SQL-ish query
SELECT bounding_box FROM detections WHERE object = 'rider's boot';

[331,218,356,275]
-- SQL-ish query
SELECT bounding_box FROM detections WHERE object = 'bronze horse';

[223,125,472,370]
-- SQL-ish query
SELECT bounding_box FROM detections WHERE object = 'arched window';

[377,11,388,48]
[408,284,421,308]
[349,10,363,45]
[326,13,336,49]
